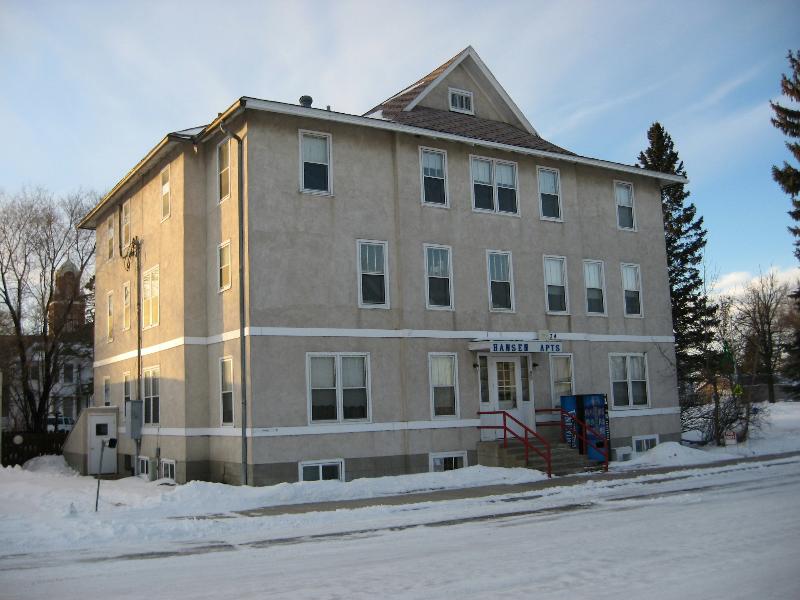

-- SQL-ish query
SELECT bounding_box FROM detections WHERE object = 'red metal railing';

[535,408,609,471]
[477,410,552,478]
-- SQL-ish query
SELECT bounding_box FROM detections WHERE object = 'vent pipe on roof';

[299,95,313,108]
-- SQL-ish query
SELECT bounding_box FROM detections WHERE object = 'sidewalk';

[234,450,800,518]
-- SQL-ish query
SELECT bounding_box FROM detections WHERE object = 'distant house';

[75,46,685,484]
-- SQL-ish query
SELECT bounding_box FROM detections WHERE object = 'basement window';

[299,460,344,482]
[633,435,659,454]
[449,88,474,115]
[161,459,175,482]
[430,451,467,472]
[138,456,149,478]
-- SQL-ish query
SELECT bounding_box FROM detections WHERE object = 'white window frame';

[298,459,345,482]
[106,215,114,261]
[428,352,460,419]
[160,165,171,221]
[419,146,449,208]
[220,356,234,426]
[138,456,150,478]
[306,352,372,424]
[218,240,232,293]
[217,137,231,204]
[299,129,333,196]
[106,291,114,342]
[486,250,515,313]
[582,259,607,317]
[448,87,474,115]
[608,353,651,409]
[424,243,454,310]
[122,280,131,331]
[537,166,563,222]
[122,371,131,417]
[614,180,636,231]
[142,265,160,329]
[429,451,468,472]
[143,365,160,425]
[356,239,390,309]
[121,200,131,249]
[549,353,574,407]
[103,376,111,407]
[160,459,176,482]
[621,262,644,318]
[632,434,659,454]
[543,255,569,315]
[470,155,520,216]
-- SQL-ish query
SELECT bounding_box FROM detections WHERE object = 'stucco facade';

[82,47,684,485]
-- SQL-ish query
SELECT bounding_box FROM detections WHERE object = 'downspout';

[218,117,248,486]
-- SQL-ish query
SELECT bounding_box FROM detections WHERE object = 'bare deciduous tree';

[0,188,95,432]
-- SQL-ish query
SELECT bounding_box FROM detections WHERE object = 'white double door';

[479,355,535,441]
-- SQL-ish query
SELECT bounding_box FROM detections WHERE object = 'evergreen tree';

[638,123,717,395]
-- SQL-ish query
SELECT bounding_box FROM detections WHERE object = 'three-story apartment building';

[78,47,686,485]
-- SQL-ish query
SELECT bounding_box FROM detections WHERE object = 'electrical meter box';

[126,400,143,440]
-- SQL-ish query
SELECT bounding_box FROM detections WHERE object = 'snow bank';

[23,454,79,476]
[615,442,738,469]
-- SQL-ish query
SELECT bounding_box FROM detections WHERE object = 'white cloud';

[713,265,800,297]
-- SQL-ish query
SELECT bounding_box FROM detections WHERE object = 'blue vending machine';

[559,394,610,461]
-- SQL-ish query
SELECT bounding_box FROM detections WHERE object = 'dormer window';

[449,88,474,115]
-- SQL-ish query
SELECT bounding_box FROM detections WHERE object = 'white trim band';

[608,407,680,418]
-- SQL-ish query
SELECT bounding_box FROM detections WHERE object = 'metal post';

[95,439,105,512]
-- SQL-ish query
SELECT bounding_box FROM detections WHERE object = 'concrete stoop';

[477,438,604,476]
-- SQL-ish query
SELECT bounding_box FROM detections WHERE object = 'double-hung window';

[487,251,514,311]
[583,260,606,315]
[471,157,518,214]
[550,354,573,405]
[63,364,74,384]
[220,357,234,425]
[218,139,230,203]
[122,281,131,330]
[308,353,369,423]
[218,241,231,292]
[121,200,131,249]
[106,216,114,260]
[615,181,635,230]
[425,244,452,309]
[610,354,648,408]
[106,292,113,341]
[300,131,331,194]
[123,372,131,416]
[420,148,448,206]
[621,263,642,316]
[143,366,160,424]
[538,167,562,220]
[358,240,388,308]
[103,376,110,406]
[142,266,159,328]
[544,256,568,313]
[429,353,458,418]
[161,166,170,220]
[449,88,474,114]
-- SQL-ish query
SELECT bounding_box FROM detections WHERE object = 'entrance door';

[88,413,117,475]
[479,356,533,441]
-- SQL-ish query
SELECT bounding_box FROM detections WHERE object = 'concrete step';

[477,439,605,475]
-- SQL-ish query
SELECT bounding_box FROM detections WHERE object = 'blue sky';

[1,0,797,291]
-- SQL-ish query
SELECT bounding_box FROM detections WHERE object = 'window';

[29,360,40,382]
[538,167,562,220]
[307,353,369,423]
[300,131,331,194]
[615,181,635,230]
[621,263,642,316]
[143,366,160,424]
[420,148,448,206]
[218,241,231,292]
[63,364,74,384]
[142,266,159,328]
[161,166,171,220]
[300,460,344,482]
[123,372,131,416]
[550,354,573,405]
[161,459,175,482]
[583,260,606,315]
[121,200,131,248]
[471,157,518,214]
[122,281,131,331]
[103,376,110,407]
[610,354,649,408]
[449,88,474,115]
[357,240,388,308]
[138,456,149,477]
[429,353,458,418]
[220,357,234,425]
[106,216,114,260]
[633,435,659,454]
[430,451,467,472]
[95,423,108,436]
[218,139,230,202]
[479,356,489,404]
[425,244,452,309]
[487,251,513,311]
[106,292,114,341]
[544,256,568,313]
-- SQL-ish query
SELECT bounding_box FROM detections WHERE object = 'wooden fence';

[1,432,69,467]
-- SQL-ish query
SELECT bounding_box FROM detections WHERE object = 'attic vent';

[299,95,313,108]
[449,88,474,115]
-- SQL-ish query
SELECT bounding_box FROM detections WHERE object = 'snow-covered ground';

[1,402,799,599]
